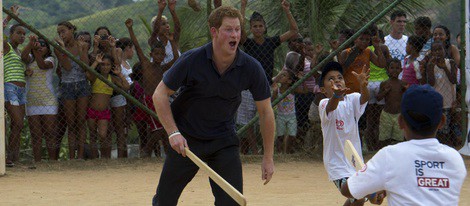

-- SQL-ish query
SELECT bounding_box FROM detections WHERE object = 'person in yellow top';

[365,27,391,151]
[86,54,130,159]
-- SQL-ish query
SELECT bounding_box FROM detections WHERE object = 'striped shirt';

[4,42,25,83]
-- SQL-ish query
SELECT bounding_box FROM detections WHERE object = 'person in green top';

[365,26,391,151]
[3,21,28,166]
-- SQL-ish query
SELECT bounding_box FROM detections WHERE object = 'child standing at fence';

[433,25,460,64]
[111,37,134,158]
[272,53,308,153]
[272,73,308,153]
[129,63,151,156]
[77,31,92,55]
[433,25,463,146]
[402,35,426,85]
[86,54,129,159]
[91,26,120,64]
[4,23,27,166]
[149,0,181,65]
[237,0,298,154]
[425,41,458,146]
[364,26,391,152]
[126,18,179,157]
[21,36,59,162]
[55,21,90,159]
[318,62,372,206]
[376,59,408,147]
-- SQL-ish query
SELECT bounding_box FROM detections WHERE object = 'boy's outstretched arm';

[325,93,341,115]
[353,65,370,105]
[325,80,348,114]
[240,0,247,44]
[168,0,181,43]
[149,0,166,47]
[125,18,150,65]
[279,0,298,43]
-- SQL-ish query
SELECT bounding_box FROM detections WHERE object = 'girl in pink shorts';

[86,54,129,158]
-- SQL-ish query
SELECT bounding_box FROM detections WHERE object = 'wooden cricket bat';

[344,140,385,203]
[184,148,247,206]
[343,140,365,171]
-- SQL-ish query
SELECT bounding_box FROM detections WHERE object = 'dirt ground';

[1,156,469,206]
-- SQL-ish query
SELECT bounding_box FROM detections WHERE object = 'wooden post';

[1,0,7,176]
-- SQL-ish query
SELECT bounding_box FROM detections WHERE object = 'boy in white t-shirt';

[341,85,467,206]
[318,62,375,206]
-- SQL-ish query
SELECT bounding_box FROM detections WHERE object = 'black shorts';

[152,134,242,206]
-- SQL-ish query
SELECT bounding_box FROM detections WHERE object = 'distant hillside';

[34,0,208,55]
[4,0,134,29]
[38,1,158,42]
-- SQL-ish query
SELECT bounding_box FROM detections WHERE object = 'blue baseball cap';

[401,84,443,131]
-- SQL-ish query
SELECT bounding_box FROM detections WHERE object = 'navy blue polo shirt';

[163,42,271,140]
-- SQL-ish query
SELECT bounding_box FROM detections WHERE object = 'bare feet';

[188,0,201,12]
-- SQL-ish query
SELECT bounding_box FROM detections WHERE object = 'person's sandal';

[6,160,15,167]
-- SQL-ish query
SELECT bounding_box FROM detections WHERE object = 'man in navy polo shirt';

[152,6,275,206]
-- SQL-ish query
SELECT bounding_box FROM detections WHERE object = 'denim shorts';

[60,80,91,100]
[5,82,27,106]
[276,113,297,136]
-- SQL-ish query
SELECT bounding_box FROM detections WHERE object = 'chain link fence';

[2,0,466,164]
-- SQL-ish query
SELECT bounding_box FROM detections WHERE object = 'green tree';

[247,0,443,47]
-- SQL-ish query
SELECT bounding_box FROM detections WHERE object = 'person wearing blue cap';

[341,84,467,205]
[318,61,375,206]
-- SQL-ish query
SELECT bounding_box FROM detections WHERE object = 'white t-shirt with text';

[319,93,367,181]
[385,34,408,62]
[347,138,467,206]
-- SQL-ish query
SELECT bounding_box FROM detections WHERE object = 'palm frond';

[138,15,152,36]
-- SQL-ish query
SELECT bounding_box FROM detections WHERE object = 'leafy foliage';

[290,0,444,46]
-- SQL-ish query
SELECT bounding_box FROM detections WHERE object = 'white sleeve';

[349,93,367,119]
[44,56,55,69]
[318,98,332,122]
[413,61,422,79]
[347,148,388,199]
